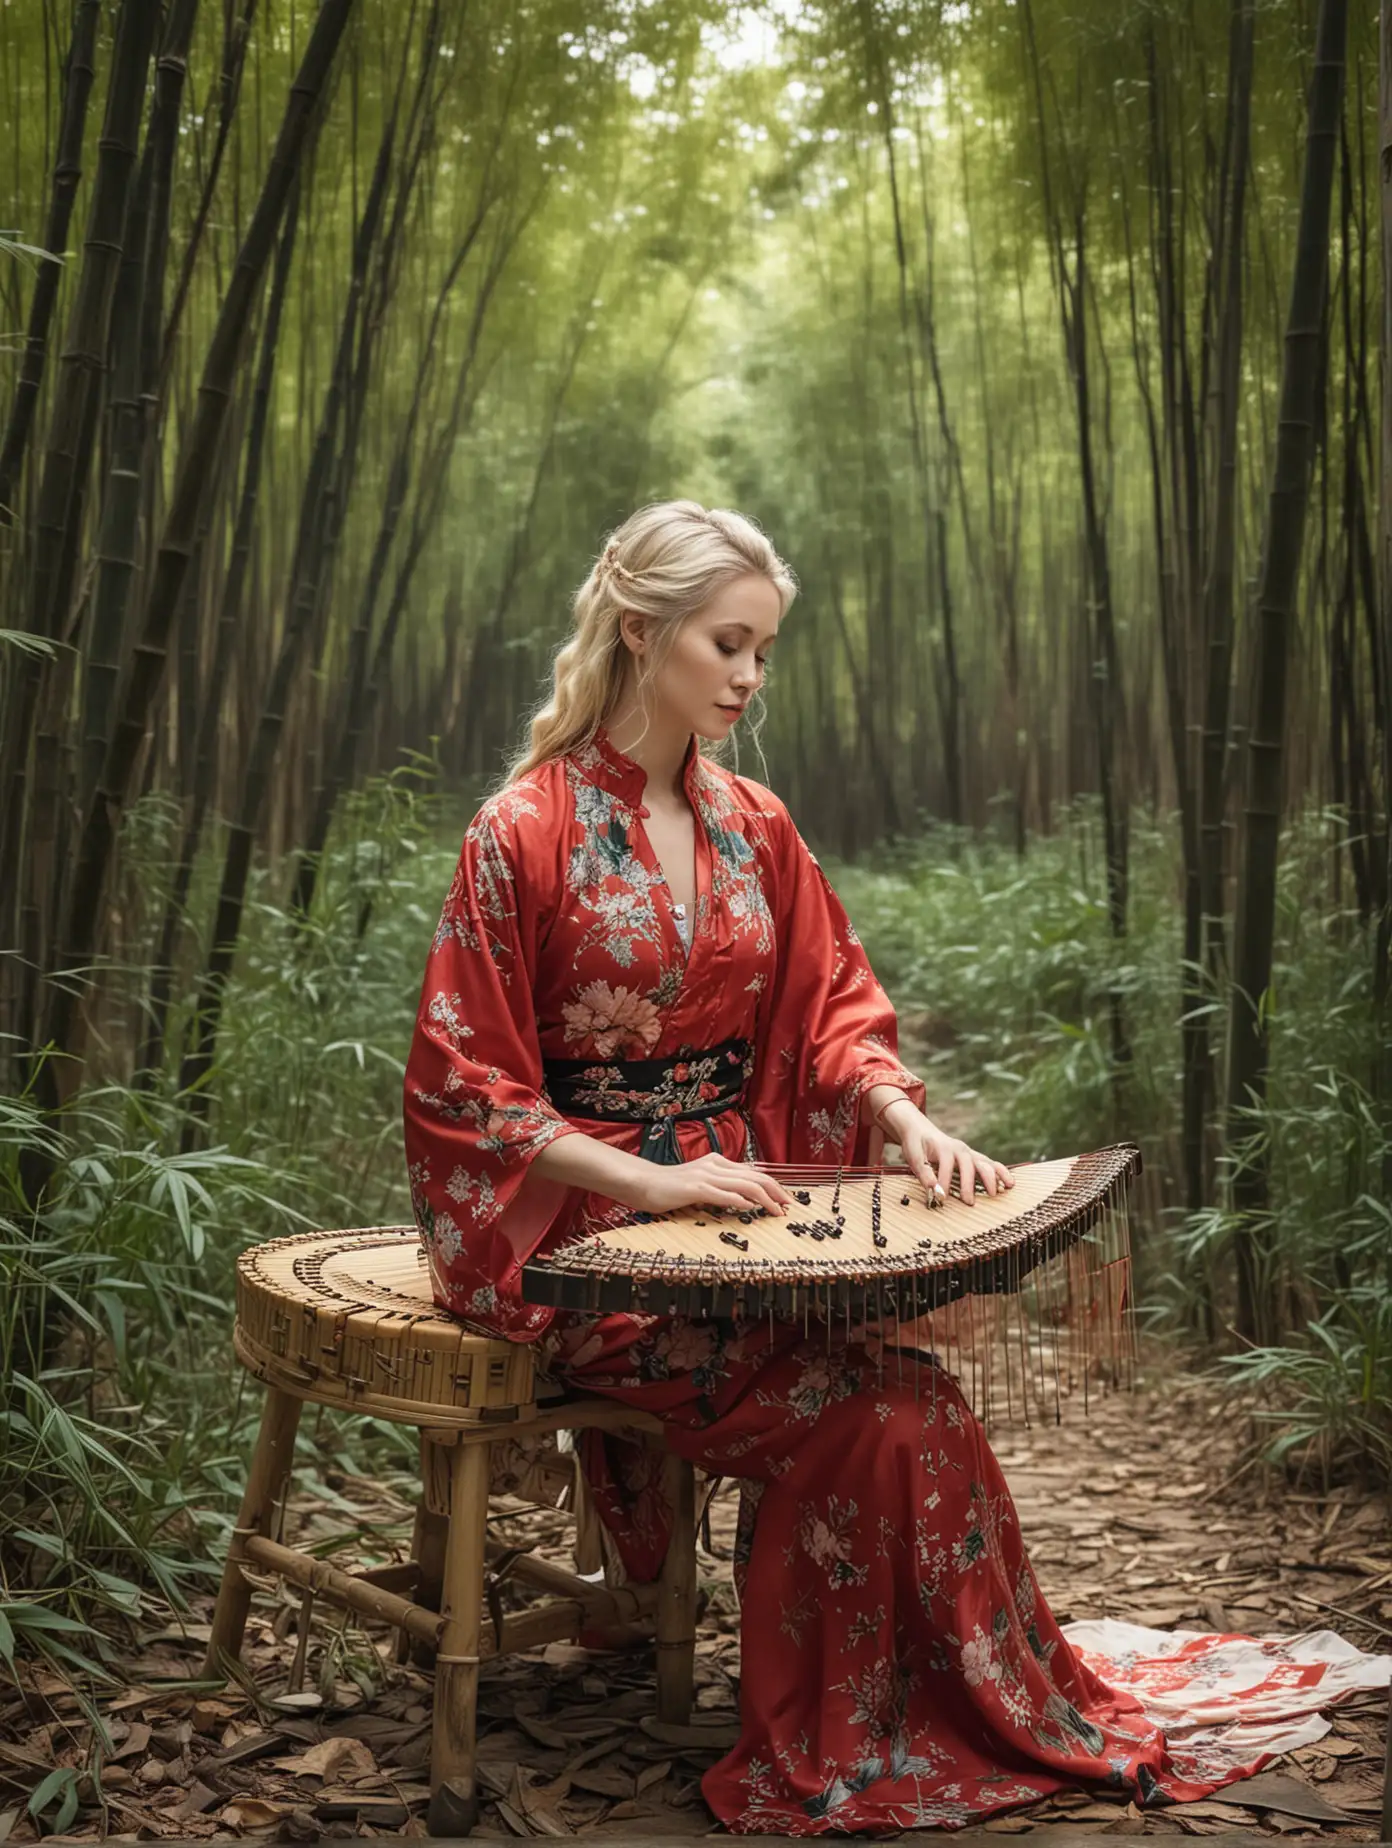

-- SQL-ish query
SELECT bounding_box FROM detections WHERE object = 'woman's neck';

[602,705,692,805]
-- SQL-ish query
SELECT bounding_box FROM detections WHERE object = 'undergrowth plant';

[0,766,457,1684]
[1,783,1386,1682]
[844,799,1391,1489]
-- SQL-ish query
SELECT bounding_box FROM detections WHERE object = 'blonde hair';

[503,499,798,785]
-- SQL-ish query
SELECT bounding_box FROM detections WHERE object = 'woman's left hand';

[879,1099,1014,1206]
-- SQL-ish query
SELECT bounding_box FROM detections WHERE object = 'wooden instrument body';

[521,1143,1141,1322]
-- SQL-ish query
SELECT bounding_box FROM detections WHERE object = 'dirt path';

[8,1358,1388,1842]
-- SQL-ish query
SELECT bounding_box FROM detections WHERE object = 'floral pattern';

[535,1310,1265,1835]
[402,726,1304,1835]
[550,1042,754,1125]
[561,981,662,1057]
[404,725,923,1338]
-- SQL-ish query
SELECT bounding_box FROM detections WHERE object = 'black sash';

[541,1035,753,1165]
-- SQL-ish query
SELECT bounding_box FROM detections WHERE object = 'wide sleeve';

[402,789,580,1340]
[746,799,926,1169]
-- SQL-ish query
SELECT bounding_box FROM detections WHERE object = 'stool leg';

[655,1451,696,1724]
[572,1454,605,1578]
[403,1437,451,1669]
[427,1438,489,1838]
[203,1386,302,1679]
[396,1502,450,1666]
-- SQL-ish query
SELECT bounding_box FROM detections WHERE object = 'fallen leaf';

[146,1624,215,1646]
[206,1727,291,1770]
[170,1780,223,1818]
[638,1717,739,1751]
[517,1713,569,1750]
[190,1700,238,1736]
[1207,1771,1353,1822]
[495,1796,534,1835]
[218,1797,295,1829]
[477,1760,516,1800]
[565,1767,630,1799]
[1169,1802,1257,1823]
[510,1764,572,1836]
[108,1723,150,1763]
[269,1736,376,1780]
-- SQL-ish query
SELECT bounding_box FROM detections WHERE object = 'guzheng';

[522,1142,1141,1323]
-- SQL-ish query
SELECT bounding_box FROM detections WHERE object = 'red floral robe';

[402,727,1270,1834]
[404,725,924,1339]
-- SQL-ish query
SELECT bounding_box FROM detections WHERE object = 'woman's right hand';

[629,1152,796,1218]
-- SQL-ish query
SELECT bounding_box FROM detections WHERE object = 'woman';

[403,501,1228,1832]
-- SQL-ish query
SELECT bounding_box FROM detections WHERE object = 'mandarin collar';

[580,724,702,817]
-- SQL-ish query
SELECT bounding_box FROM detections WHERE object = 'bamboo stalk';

[655,1451,696,1725]
[431,1440,490,1804]
[203,1386,303,1677]
[0,0,100,523]
[485,1540,650,1623]
[242,1533,443,1646]
[1227,0,1349,1343]
[45,0,358,1072]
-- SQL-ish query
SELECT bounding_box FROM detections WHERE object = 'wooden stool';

[203,1228,698,1837]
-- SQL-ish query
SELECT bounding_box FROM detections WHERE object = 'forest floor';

[5,1359,1390,1844]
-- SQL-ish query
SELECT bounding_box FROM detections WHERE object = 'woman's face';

[633,573,783,741]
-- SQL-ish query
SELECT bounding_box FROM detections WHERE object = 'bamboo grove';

[0,0,1388,1390]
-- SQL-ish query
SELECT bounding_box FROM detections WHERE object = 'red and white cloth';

[1063,1619,1392,1781]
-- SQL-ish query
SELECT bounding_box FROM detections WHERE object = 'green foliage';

[845,801,1391,1487]
[838,799,1181,1160]
[1,772,1386,1683]
[0,771,452,1670]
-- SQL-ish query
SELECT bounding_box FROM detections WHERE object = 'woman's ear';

[619,609,649,655]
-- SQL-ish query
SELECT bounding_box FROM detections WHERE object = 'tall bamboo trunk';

[43,0,358,1082]
[177,120,397,1132]
[82,0,201,824]
[1070,210,1132,1080]
[1023,0,1131,1086]
[1227,0,1348,1344]
[157,0,258,397]
[1197,0,1255,1220]
[1378,1,1392,1206]
[0,0,101,525]
[137,188,303,1085]
[22,0,158,650]
[0,0,158,1004]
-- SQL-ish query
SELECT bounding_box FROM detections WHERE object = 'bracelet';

[870,1090,912,1134]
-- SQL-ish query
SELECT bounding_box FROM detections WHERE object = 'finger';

[903,1147,937,1200]
[727,1174,788,1215]
[700,1188,763,1211]
[918,1146,947,1202]
[973,1151,998,1198]
[997,1162,1015,1188]
[957,1145,977,1205]
[715,1159,794,1206]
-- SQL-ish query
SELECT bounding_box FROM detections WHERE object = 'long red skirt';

[538,1310,1242,1835]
